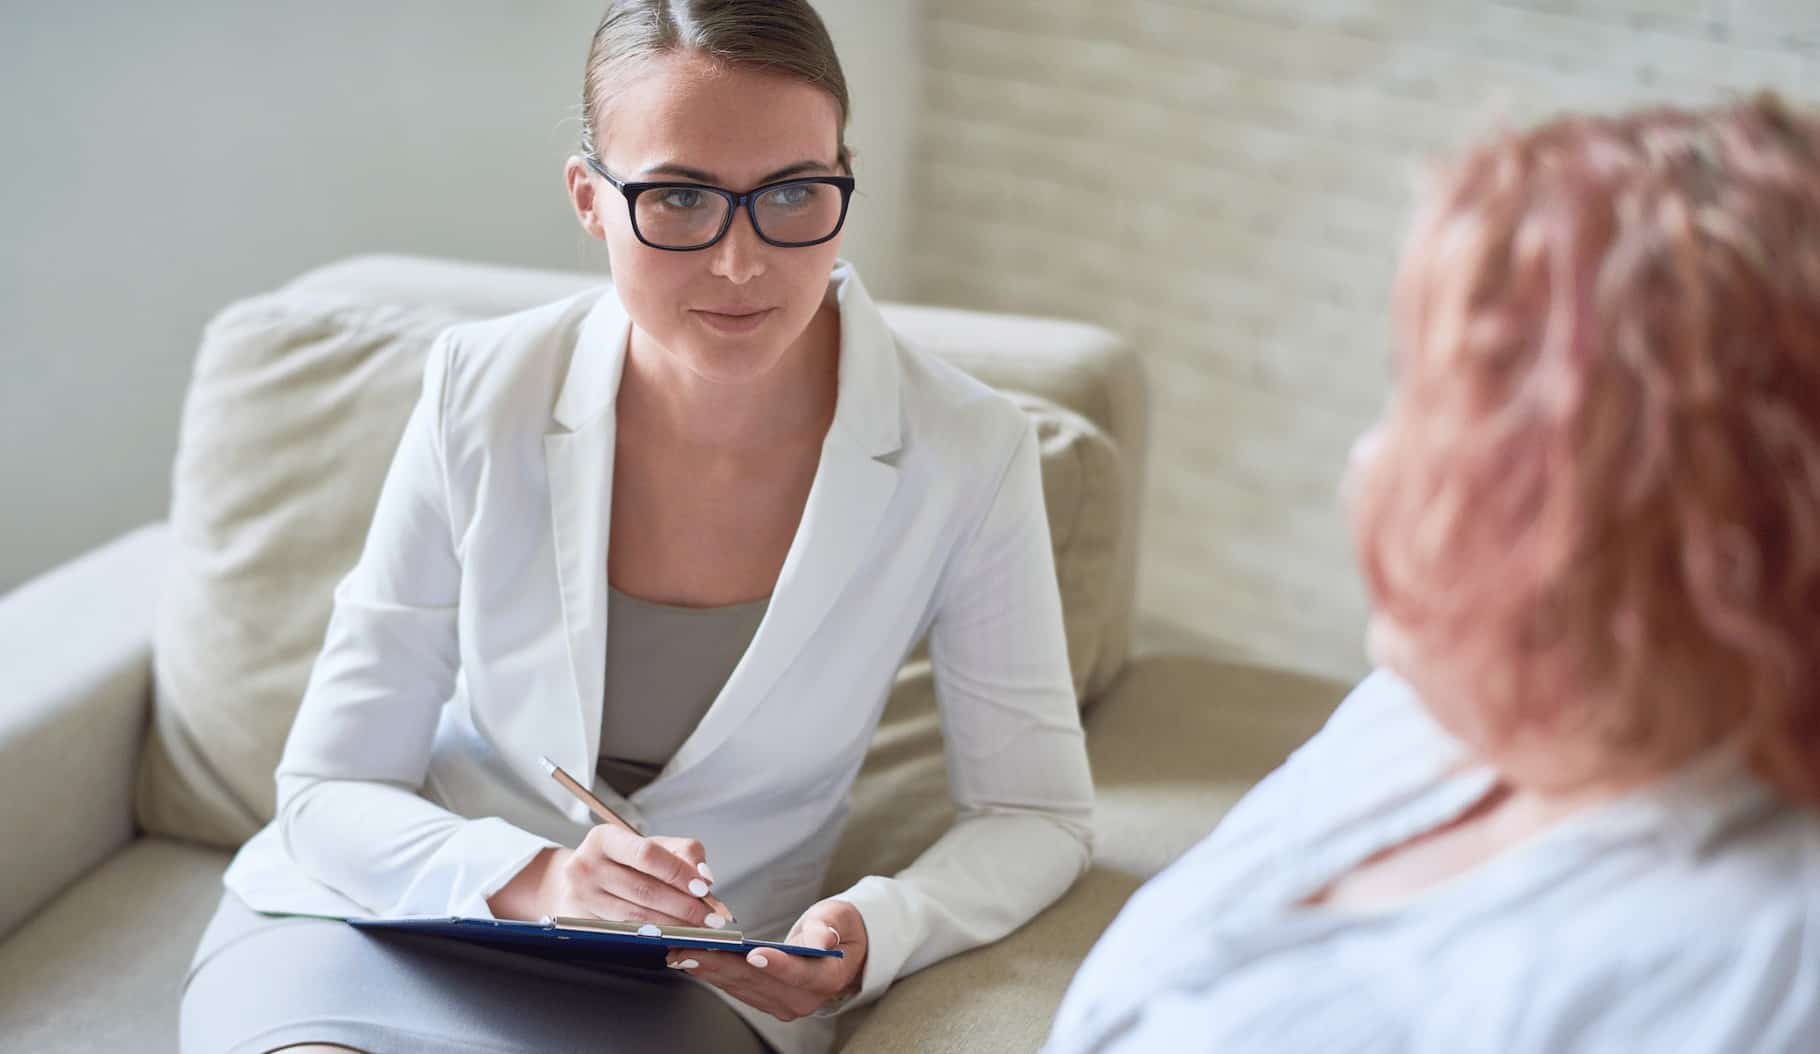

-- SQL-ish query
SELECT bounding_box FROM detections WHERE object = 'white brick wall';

[906,0,1820,683]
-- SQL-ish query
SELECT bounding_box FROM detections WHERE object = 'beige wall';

[906,0,1820,682]
[0,1,919,592]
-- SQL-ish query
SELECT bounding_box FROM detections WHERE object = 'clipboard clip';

[548,915,748,946]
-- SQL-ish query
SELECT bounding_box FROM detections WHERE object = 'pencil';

[538,755,737,926]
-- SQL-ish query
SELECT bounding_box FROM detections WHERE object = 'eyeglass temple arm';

[583,154,627,192]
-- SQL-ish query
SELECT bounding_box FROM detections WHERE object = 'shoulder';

[435,284,604,353]
[1526,828,1820,1052]
[894,334,1031,445]
[1661,803,1820,999]
[1703,821,1820,1049]
[1441,794,1820,1052]
[886,333,1035,501]
[429,286,608,428]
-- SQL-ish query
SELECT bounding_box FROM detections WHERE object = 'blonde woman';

[1047,95,1820,1053]
[180,3,1094,1052]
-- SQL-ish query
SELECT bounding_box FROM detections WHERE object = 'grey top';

[597,585,770,798]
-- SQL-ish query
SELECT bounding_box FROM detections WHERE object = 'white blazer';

[220,262,1096,1054]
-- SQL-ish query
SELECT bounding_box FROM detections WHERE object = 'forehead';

[602,51,842,183]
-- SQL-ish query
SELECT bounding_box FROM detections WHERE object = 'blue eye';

[764,184,824,211]
[656,188,709,211]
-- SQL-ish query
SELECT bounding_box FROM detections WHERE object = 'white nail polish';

[749,952,769,969]
[680,958,699,970]
[697,862,715,883]
[689,878,710,897]
[637,923,661,937]
[706,913,727,929]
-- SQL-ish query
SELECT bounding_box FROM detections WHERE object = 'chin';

[671,338,789,384]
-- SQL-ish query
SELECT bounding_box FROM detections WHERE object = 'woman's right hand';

[495,830,728,928]
[537,825,727,929]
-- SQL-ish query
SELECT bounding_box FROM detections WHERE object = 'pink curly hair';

[1351,93,1820,805]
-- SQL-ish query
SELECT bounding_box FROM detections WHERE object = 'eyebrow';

[638,160,834,185]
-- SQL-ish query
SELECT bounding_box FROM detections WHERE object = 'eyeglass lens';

[634,182,843,248]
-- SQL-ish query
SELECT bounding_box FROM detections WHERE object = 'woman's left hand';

[666,897,867,1022]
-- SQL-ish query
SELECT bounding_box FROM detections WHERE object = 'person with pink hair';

[1044,93,1820,1053]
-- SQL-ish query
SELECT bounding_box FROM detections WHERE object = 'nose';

[707,205,766,285]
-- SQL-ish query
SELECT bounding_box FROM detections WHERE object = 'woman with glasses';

[180,3,1093,1053]
[1042,94,1820,1053]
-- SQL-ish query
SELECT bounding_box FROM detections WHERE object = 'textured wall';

[907,0,1820,682]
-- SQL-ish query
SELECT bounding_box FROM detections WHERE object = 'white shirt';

[1044,671,1820,1054]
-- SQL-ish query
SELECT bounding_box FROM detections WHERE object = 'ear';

[565,156,608,241]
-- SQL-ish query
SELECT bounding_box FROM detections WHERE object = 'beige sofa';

[0,255,1347,1053]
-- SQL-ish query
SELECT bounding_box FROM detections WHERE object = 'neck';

[1473,735,1703,837]
[1489,776,1636,833]
[620,301,840,451]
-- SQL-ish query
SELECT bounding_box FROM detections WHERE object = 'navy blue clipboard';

[347,915,843,974]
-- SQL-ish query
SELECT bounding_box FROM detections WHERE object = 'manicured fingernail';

[706,913,727,929]
[679,958,699,970]
[665,960,682,969]
[689,879,710,897]
[748,951,769,969]
[697,862,715,883]
[637,923,661,937]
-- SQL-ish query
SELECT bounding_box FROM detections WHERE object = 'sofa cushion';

[142,287,1127,850]
[141,296,470,848]
[0,837,231,1053]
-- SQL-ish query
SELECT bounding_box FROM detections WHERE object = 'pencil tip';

[539,755,557,775]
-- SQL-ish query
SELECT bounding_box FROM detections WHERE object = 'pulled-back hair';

[579,0,852,173]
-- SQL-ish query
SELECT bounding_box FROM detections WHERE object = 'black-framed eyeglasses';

[584,155,855,252]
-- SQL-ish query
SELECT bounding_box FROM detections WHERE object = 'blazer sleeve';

[828,415,1097,1010]
[271,332,559,919]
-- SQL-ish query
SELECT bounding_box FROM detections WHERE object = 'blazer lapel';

[654,430,899,784]
[648,263,904,790]
[542,292,631,802]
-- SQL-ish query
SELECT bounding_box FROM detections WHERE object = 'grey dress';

[596,586,770,797]
[181,588,772,1054]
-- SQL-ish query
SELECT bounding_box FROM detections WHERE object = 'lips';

[690,306,776,334]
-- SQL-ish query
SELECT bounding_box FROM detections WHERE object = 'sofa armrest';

[0,523,169,939]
